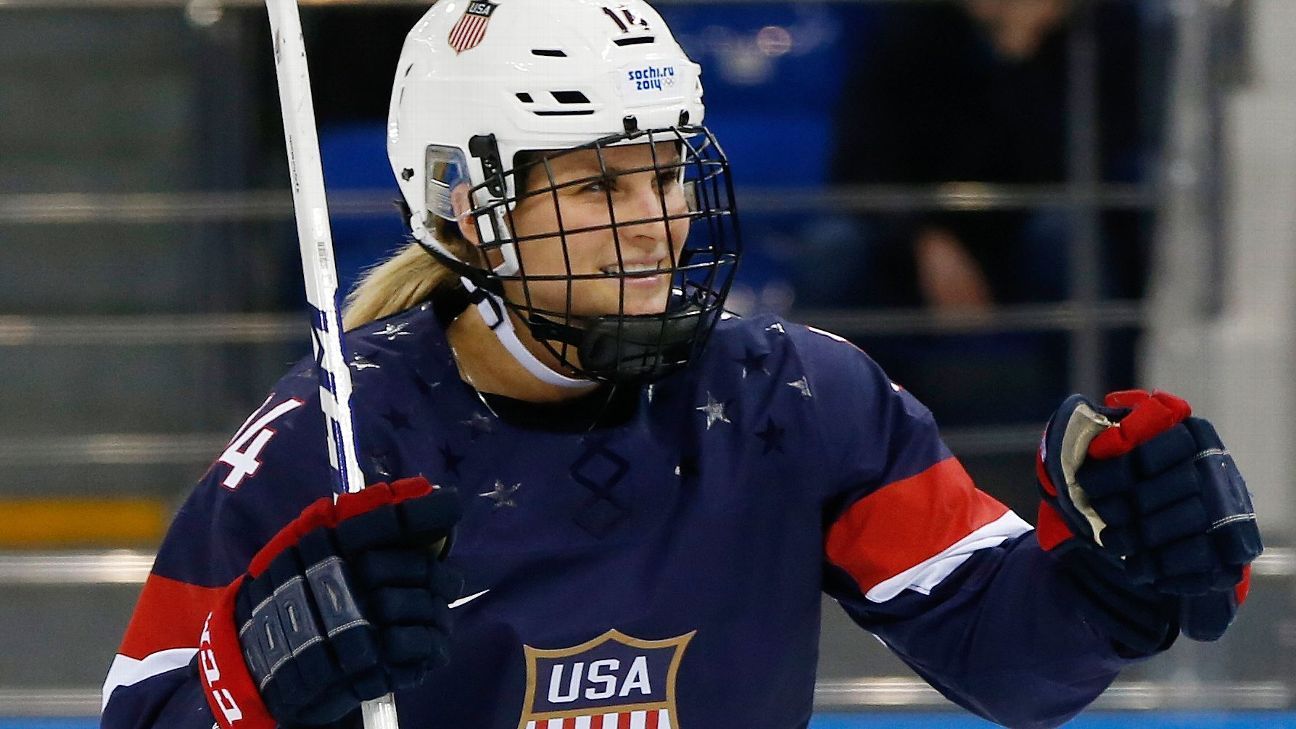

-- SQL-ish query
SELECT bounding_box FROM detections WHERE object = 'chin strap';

[460,278,596,391]
[410,218,591,391]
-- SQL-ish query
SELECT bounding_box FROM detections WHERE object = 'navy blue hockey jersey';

[102,304,1144,729]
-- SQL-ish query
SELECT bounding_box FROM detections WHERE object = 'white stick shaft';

[361,695,400,728]
[263,1,399,727]
[263,0,366,494]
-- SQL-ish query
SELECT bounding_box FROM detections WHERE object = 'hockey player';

[101,1,1261,728]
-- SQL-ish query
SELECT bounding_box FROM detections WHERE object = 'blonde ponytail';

[343,218,479,330]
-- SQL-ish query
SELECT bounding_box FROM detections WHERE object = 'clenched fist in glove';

[199,477,463,729]
[1036,390,1261,654]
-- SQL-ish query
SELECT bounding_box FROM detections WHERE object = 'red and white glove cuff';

[198,576,277,729]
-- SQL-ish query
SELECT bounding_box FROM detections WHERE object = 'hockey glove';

[1036,390,1262,653]
[198,477,463,729]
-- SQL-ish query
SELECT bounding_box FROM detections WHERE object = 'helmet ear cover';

[412,125,741,384]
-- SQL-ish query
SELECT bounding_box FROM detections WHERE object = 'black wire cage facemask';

[430,124,741,385]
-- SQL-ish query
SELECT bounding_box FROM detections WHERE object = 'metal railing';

[3,678,1291,717]
[0,184,1156,224]
[8,547,1292,587]
[0,302,1145,346]
[813,677,1294,712]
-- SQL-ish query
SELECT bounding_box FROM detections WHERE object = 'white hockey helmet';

[387,0,741,384]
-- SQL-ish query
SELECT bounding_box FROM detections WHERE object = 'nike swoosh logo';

[449,589,490,609]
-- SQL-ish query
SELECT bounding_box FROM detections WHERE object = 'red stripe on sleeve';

[825,457,1010,594]
[1235,564,1252,606]
[118,572,224,659]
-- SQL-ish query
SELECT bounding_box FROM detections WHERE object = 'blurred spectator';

[803,0,1149,311]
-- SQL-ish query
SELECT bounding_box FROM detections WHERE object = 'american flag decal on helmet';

[448,0,498,54]
[517,629,694,729]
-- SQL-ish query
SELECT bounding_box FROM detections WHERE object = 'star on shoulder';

[696,391,731,430]
[479,480,520,508]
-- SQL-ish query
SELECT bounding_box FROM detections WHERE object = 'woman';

[102,2,1259,728]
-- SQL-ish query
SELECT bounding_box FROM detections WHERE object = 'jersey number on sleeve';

[218,396,306,490]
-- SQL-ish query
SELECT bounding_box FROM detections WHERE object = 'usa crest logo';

[518,629,695,729]
[447,0,498,54]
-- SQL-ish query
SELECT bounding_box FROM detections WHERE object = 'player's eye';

[576,176,614,195]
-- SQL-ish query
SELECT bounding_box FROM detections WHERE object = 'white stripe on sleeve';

[101,648,198,710]
[864,511,1032,603]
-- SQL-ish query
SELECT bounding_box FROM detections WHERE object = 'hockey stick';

[262,1,401,728]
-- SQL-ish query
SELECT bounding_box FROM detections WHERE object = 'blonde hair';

[342,220,473,331]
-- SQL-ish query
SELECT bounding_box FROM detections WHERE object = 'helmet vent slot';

[551,90,590,104]
[516,93,534,103]
[531,49,568,57]
[613,36,655,47]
